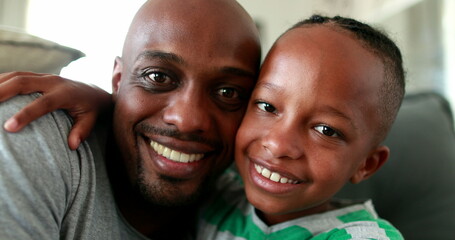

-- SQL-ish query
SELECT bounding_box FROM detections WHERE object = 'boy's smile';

[235,25,390,225]
[249,158,306,194]
[253,163,301,184]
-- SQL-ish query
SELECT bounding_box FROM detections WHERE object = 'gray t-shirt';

[0,94,148,239]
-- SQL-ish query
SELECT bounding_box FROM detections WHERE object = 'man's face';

[235,26,388,224]
[111,0,260,206]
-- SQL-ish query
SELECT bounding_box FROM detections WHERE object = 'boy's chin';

[245,190,293,221]
[248,192,334,225]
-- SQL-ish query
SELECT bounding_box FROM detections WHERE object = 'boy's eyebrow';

[136,50,185,64]
[256,82,284,93]
[320,106,358,130]
[258,81,358,130]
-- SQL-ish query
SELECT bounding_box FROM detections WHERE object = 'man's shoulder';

[0,93,93,193]
[0,94,115,239]
[0,94,91,239]
[0,93,80,170]
[0,93,73,135]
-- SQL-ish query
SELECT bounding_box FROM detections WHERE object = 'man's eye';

[213,87,246,111]
[256,101,277,113]
[144,71,172,84]
[314,125,340,137]
[217,88,239,99]
[137,69,178,92]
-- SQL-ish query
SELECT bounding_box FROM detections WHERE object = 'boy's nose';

[261,122,305,160]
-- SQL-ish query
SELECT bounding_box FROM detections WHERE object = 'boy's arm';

[0,72,112,150]
[0,94,81,239]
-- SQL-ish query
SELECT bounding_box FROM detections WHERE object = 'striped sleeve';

[313,220,404,240]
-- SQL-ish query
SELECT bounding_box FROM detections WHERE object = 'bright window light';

[26,0,146,92]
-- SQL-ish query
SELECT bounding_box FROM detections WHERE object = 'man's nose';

[162,89,212,133]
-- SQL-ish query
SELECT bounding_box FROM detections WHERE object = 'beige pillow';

[0,26,84,74]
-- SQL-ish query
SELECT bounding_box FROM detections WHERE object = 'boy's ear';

[350,145,390,184]
[112,56,123,99]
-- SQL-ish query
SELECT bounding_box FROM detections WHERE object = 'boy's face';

[235,25,389,224]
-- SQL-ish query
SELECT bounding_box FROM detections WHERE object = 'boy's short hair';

[286,15,405,143]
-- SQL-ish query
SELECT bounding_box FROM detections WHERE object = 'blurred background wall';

[239,0,455,110]
[1,0,454,111]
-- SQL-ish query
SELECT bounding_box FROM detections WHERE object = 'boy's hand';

[0,72,112,150]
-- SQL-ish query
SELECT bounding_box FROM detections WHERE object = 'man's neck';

[115,187,197,238]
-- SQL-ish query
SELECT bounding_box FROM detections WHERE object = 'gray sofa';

[336,92,455,239]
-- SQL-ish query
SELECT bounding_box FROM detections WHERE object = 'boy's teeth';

[150,140,203,163]
[254,164,299,184]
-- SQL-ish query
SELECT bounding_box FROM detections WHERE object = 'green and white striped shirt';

[197,170,403,240]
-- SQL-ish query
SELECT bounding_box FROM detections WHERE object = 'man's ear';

[350,145,390,184]
[112,56,123,99]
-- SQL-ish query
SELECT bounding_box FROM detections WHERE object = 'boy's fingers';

[68,133,81,151]
[3,117,19,132]
[0,72,38,83]
[0,74,47,102]
[3,96,60,132]
[67,114,98,150]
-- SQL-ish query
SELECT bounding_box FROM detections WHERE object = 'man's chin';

[136,174,204,207]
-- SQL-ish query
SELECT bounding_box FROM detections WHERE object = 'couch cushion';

[336,92,455,239]
[0,26,84,74]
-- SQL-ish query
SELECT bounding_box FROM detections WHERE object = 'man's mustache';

[135,122,222,150]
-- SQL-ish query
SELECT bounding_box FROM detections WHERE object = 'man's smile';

[150,140,204,163]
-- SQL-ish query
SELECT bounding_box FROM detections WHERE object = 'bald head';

[122,0,260,65]
[110,0,261,212]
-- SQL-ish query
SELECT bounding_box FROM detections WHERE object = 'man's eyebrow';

[136,50,185,64]
[220,67,257,79]
[136,51,256,78]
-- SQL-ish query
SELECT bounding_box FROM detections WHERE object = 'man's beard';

[130,123,222,207]
[134,156,207,207]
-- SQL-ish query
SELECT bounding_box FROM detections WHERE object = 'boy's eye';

[314,125,340,138]
[256,101,277,113]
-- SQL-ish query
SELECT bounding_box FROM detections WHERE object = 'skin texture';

[109,0,260,236]
[235,25,389,226]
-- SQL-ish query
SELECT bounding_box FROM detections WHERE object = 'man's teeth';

[254,164,299,184]
[150,141,203,163]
